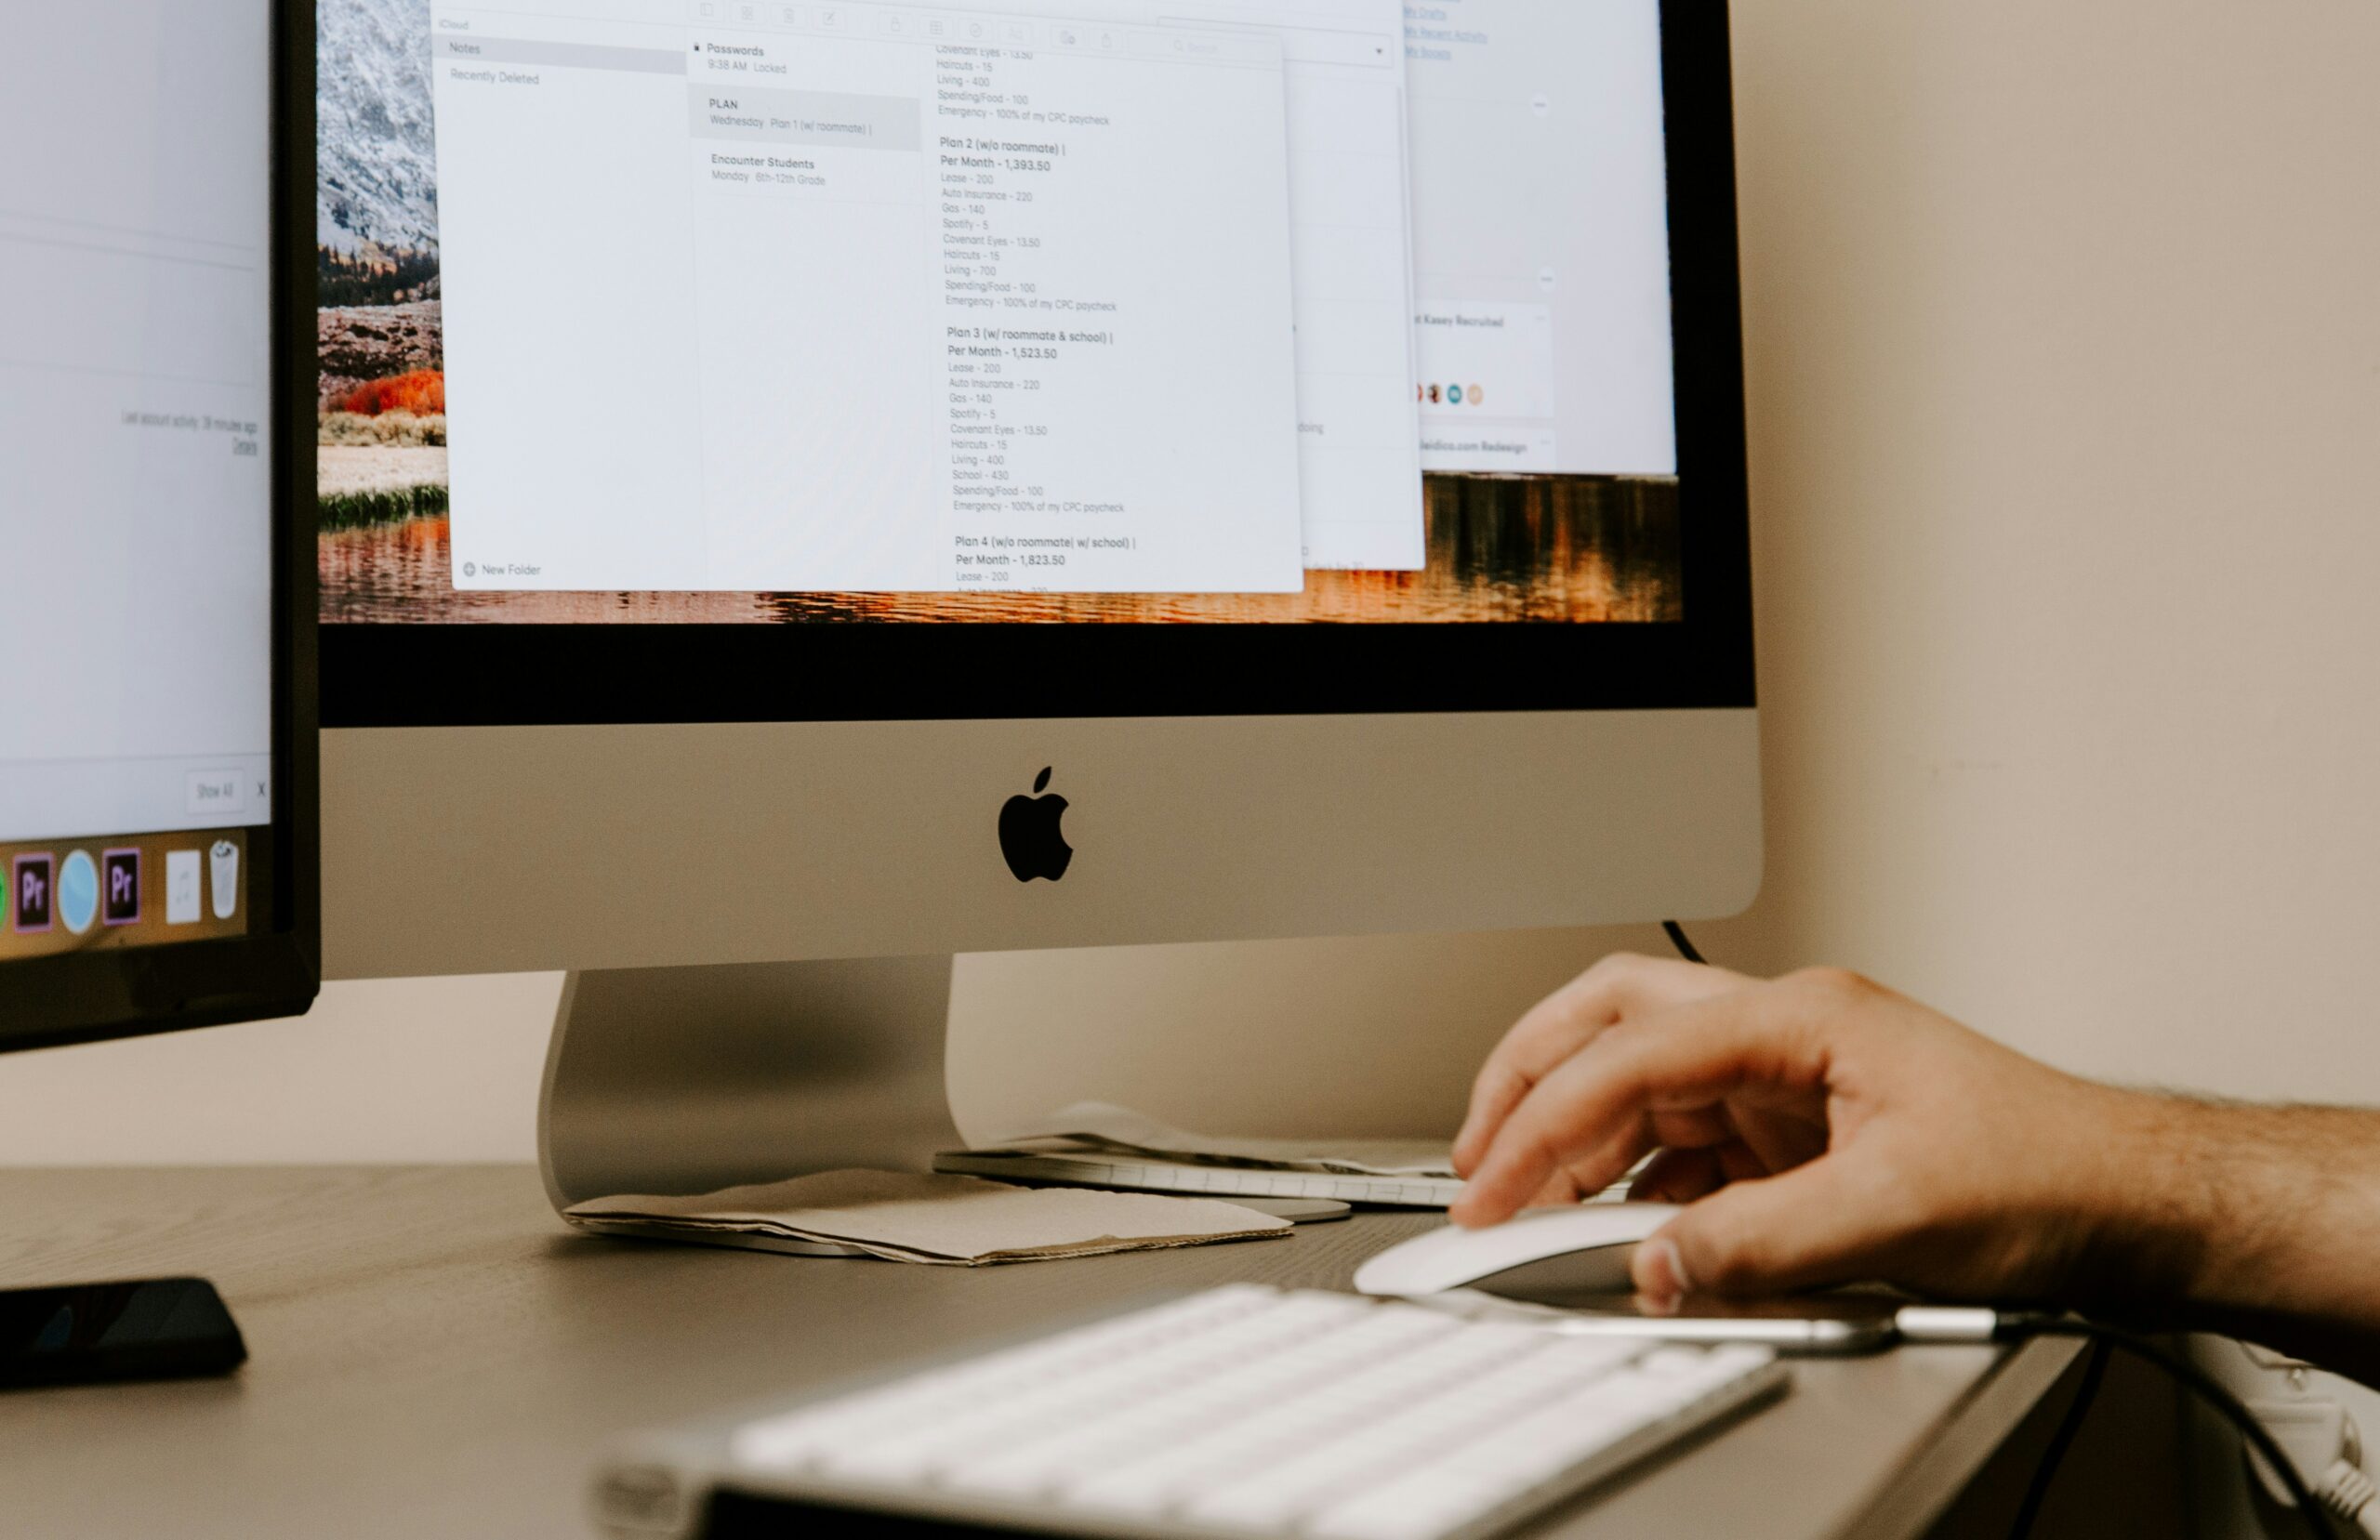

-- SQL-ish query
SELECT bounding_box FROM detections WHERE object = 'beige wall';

[0,973,561,1164]
[1702,0,2380,1100]
[2,0,2377,1164]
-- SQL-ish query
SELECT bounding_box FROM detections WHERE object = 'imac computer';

[311,0,1759,1214]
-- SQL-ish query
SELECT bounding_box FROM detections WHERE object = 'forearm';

[2096,1095,2380,1344]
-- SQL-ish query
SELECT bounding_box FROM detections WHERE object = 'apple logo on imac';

[999,768,1074,883]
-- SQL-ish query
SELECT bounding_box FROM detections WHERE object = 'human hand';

[1449,955,2166,1310]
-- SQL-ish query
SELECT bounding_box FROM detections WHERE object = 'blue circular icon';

[58,850,99,935]
[1446,385,1465,405]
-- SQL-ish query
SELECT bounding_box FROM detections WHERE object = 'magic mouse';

[1353,1204,1682,1301]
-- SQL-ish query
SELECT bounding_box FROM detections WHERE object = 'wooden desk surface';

[0,1167,2075,1540]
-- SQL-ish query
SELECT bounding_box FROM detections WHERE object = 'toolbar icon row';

[7,843,239,936]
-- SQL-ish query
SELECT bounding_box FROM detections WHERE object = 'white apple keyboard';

[590,1283,1788,1540]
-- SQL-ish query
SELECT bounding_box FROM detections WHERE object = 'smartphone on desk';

[1,1278,246,1389]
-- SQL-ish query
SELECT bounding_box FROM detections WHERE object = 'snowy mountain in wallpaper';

[316,0,440,256]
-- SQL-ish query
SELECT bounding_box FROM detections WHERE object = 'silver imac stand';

[537,959,966,1255]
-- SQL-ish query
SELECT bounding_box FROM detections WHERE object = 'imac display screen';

[316,0,1689,626]
[1,0,278,964]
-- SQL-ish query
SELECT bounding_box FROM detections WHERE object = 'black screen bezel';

[1,0,321,1056]
[322,1,1752,730]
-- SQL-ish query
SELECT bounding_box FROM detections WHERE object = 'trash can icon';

[209,840,240,921]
